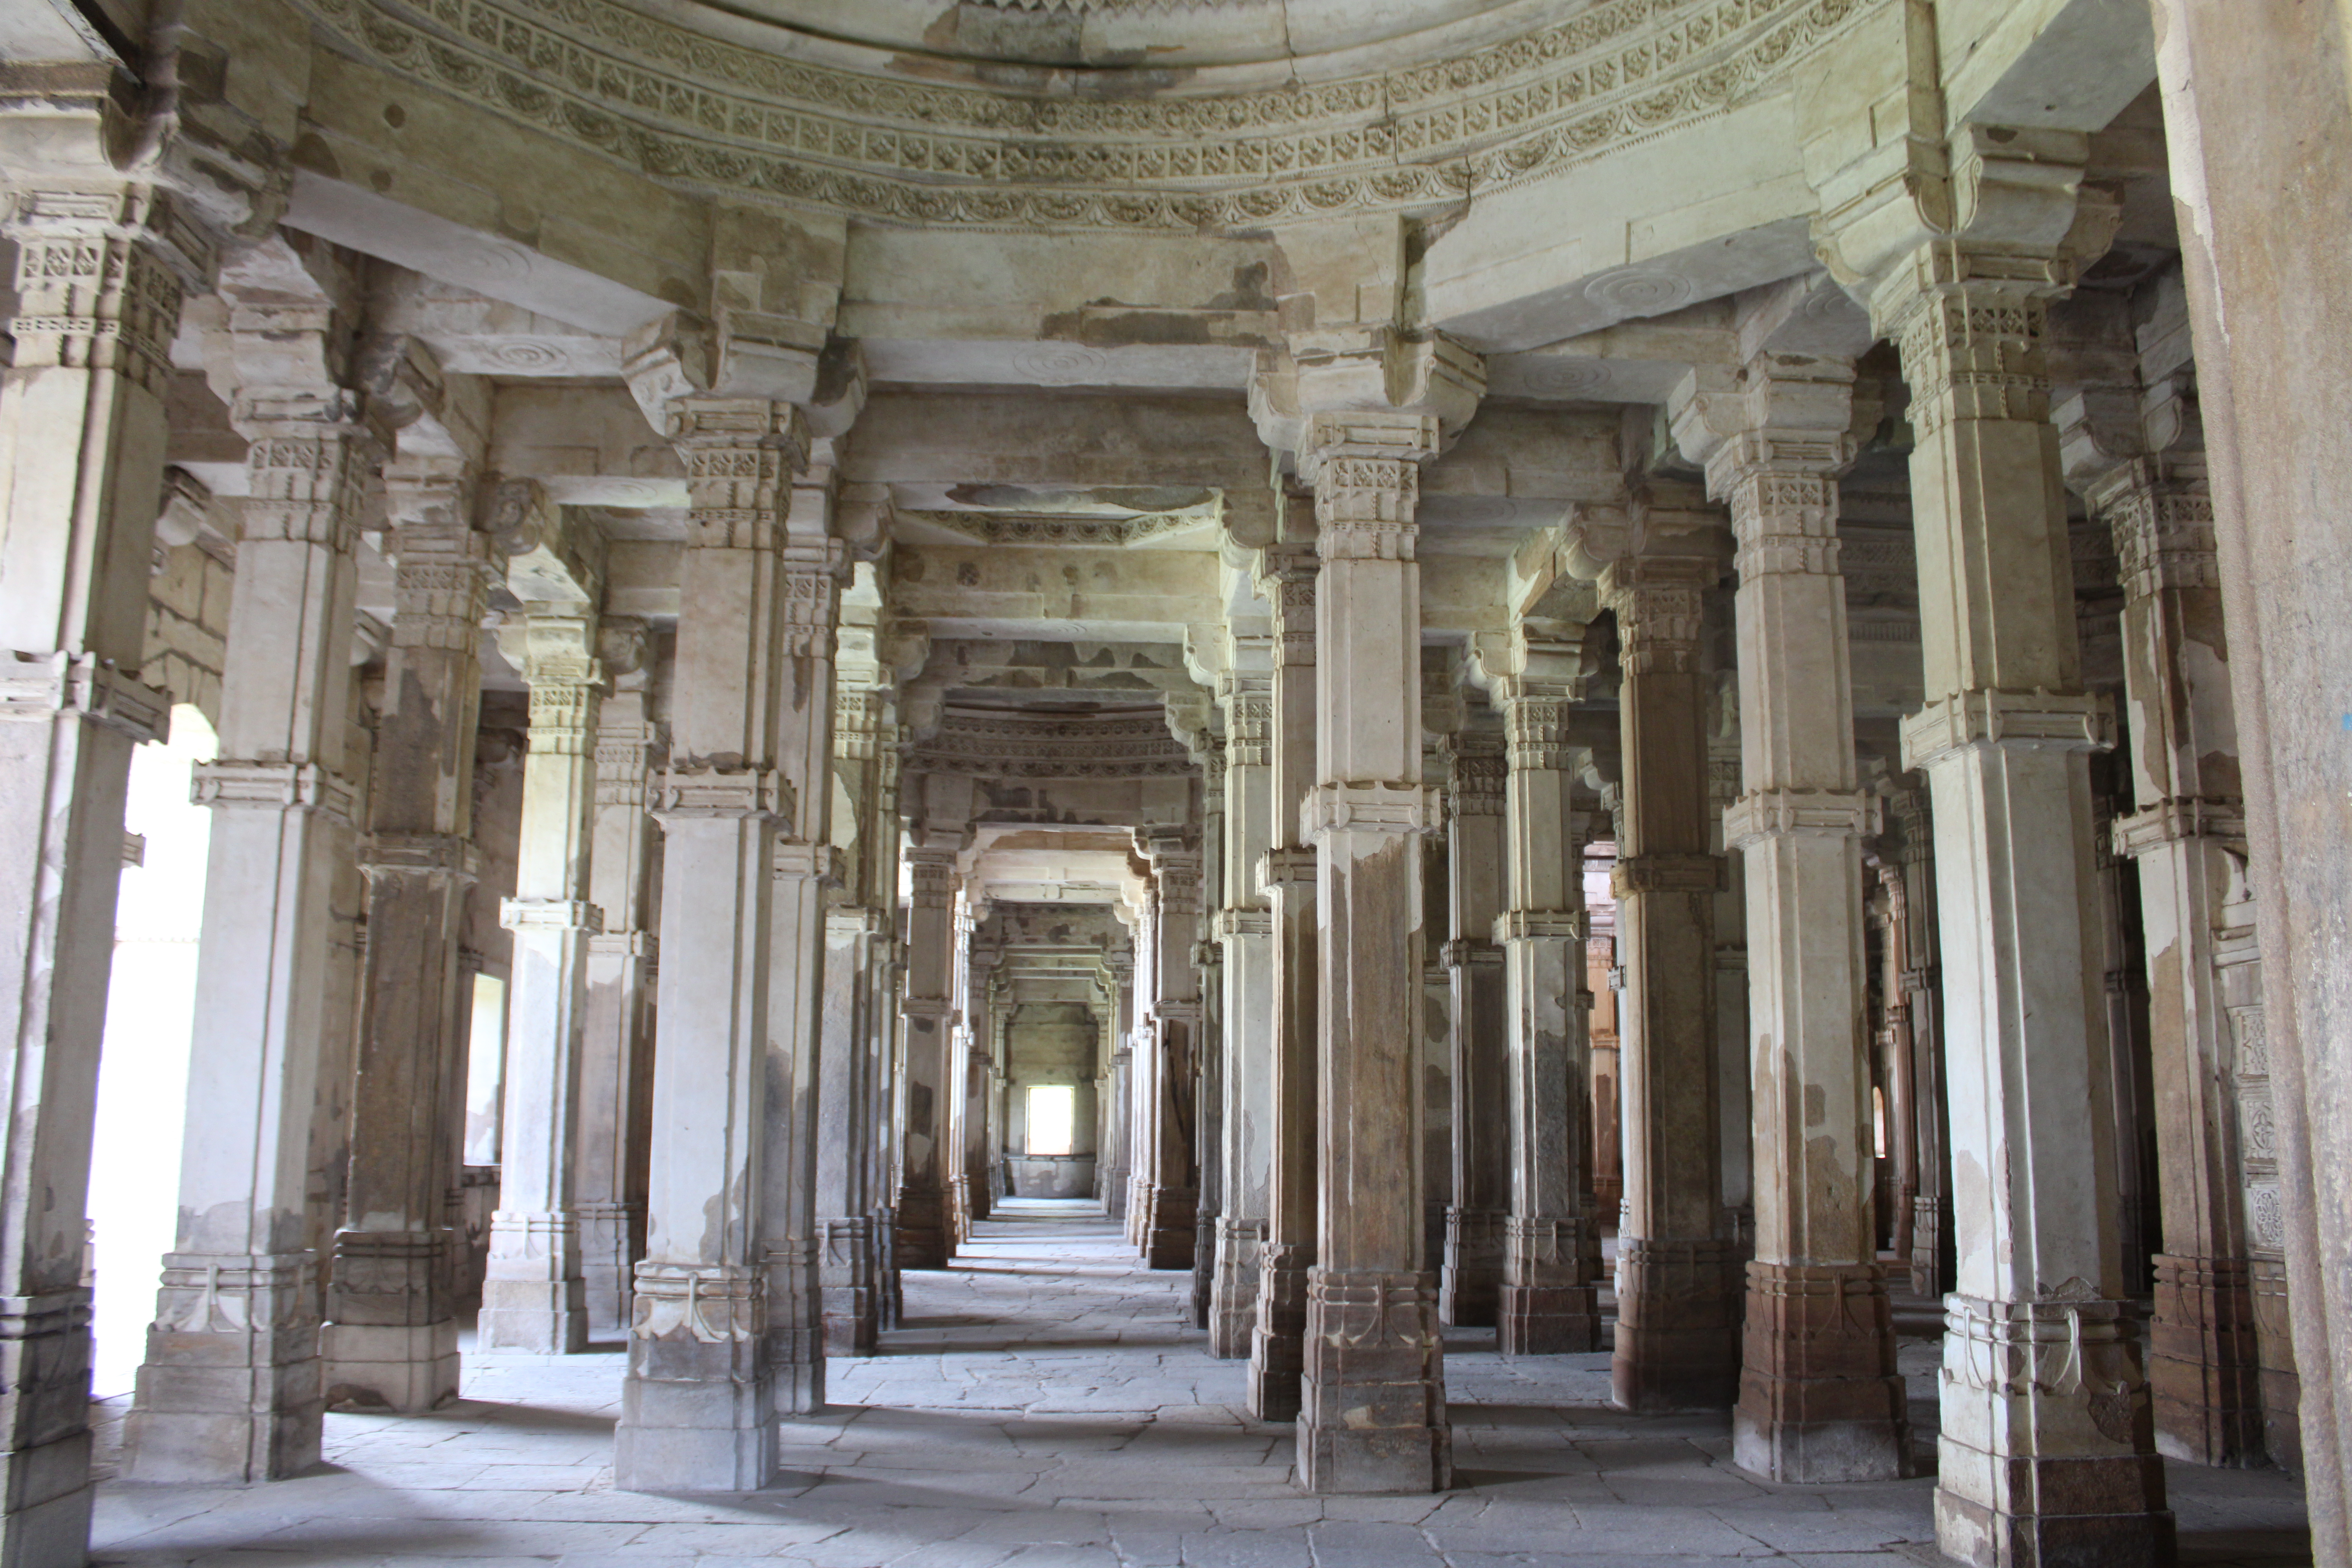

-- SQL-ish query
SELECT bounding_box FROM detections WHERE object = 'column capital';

[663,399,811,553]
[1302,412,1440,559]
[1601,555,1716,675]
[1900,690,2114,771]
[3,185,210,394]
[1441,731,1507,813]
[387,523,500,655]
[1254,543,1320,666]
[1722,789,1880,849]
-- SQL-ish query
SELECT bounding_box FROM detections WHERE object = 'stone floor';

[91,1200,2312,1566]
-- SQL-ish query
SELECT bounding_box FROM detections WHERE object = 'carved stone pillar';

[481,606,606,1356]
[0,188,199,1538]
[1138,833,1204,1270]
[1439,728,1508,1330]
[1296,415,1449,1494]
[2068,416,2264,1467]
[1212,668,1277,1357]
[577,637,661,1342]
[325,475,498,1410]
[1099,953,1136,1220]
[1885,786,1953,1298]
[1684,356,1909,1481]
[894,841,961,1270]
[1606,548,1739,1414]
[818,682,892,1357]
[613,398,806,1492]
[1249,539,1319,1422]
[126,328,384,1482]
[1493,675,1602,1356]
[1875,246,2169,1564]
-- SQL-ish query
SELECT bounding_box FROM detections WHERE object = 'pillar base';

[0,1287,93,1564]
[2249,1257,2300,1472]
[613,1266,773,1492]
[1612,1237,1739,1412]
[1935,1292,2173,1568]
[1499,1284,1602,1356]
[1191,1209,1218,1330]
[479,1210,590,1354]
[123,1254,323,1483]
[578,1201,642,1342]
[2147,1253,2266,1468]
[893,1188,949,1271]
[323,1229,460,1411]
[820,1216,879,1357]
[1440,1207,1504,1328]
[1296,1269,1449,1495]
[1141,1183,1198,1271]
[764,1245,825,1417]
[1210,1216,1265,1359]
[1731,1261,1910,1483]
[1247,1241,1309,1422]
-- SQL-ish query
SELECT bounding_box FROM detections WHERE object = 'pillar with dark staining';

[1249,534,1319,1423]
[1138,828,1204,1271]
[126,279,387,1483]
[1858,212,2172,1564]
[1492,653,1604,1357]
[1882,786,1953,1299]
[1678,352,1911,1481]
[2065,381,2267,1468]
[1296,412,1451,1494]
[1605,538,1740,1416]
[325,470,499,1411]
[894,841,962,1271]
[1439,724,1507,1330]
[612,397,805,1492]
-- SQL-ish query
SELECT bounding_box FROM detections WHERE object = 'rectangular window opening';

[1027,1084,1076,1156]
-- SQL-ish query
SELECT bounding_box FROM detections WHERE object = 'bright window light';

[1028,1085,1076,1156]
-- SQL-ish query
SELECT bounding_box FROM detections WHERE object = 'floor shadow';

[2178,1527,2313,1567]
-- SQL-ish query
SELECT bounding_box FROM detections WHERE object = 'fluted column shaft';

[1700,363,1910,1482]
[1212,675,1277,1356]
[326,485,497,1410]
[1875,258,2169,1566]
[1608,552,1739,1414]
[1,189,201,1548]
[613,399,806,1492]
[1440,730,1508,1330]
[1296,416,1450,1495]
[481,608,606,1356]
[1249,541,1319,1422]
[1495,686,1601,1356]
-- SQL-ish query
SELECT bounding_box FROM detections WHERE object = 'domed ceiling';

[679,0,1557,77]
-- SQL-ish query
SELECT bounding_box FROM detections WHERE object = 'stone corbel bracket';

[486,477,604,610]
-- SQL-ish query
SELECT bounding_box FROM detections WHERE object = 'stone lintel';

[1491,910,1585,945]
[1609,854,1724,898]
[360,830,480,880]
[653,764,791,821]
[1255,845,1317,894]
[191,759,358,820]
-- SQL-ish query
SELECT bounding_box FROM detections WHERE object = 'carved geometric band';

[588,931,658,959]
[1722,788,1879,849]
[1213,906,1273,939]
[632,1262,763,1343]
[192,760,358,820]
[1900,689,2113,771]
[1304,780,1443,842]
[1492,909,1587,944]
[1254,844,1317,894]
[654,764,791,821]
[774,840,845,885]
[501,897,604,935]
[360,831,481,880]
[2112,797,2246,859]
[0,652,171,744]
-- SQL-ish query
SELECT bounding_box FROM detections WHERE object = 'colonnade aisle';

[85,1203,2307,1565]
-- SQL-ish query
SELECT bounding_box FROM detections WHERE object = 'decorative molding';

[909,708,1195,779]
[909,510,1209,547]
[300,0,1878,232]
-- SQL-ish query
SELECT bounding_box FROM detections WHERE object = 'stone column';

[1606,546,1739,1414]
[1872,240,2169,1564]
[125,318,383,1482]
[1684,356,1910,1481]
[894,840,961,1269]
[0,185,200,1545]
[1249,538,1318,1422]
[1138,832,1204,1270]
[1099,954,1136,1218]
[1296,414,1449,1494]
[2067,414,2263,1466]
[325,472,498,1410]
[1885,785,1954,1297]
[613,398,805,1492]
[818,682,891,1356]
[577,635,661,1341]
[1212,668,1277,1357]
[963,946,1002,1233]
[1492,672,1602,1356]
[480,606,605,1355]
[1439,727,1508,1330]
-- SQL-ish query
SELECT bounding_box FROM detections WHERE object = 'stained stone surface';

[87,1202,2310,1567]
